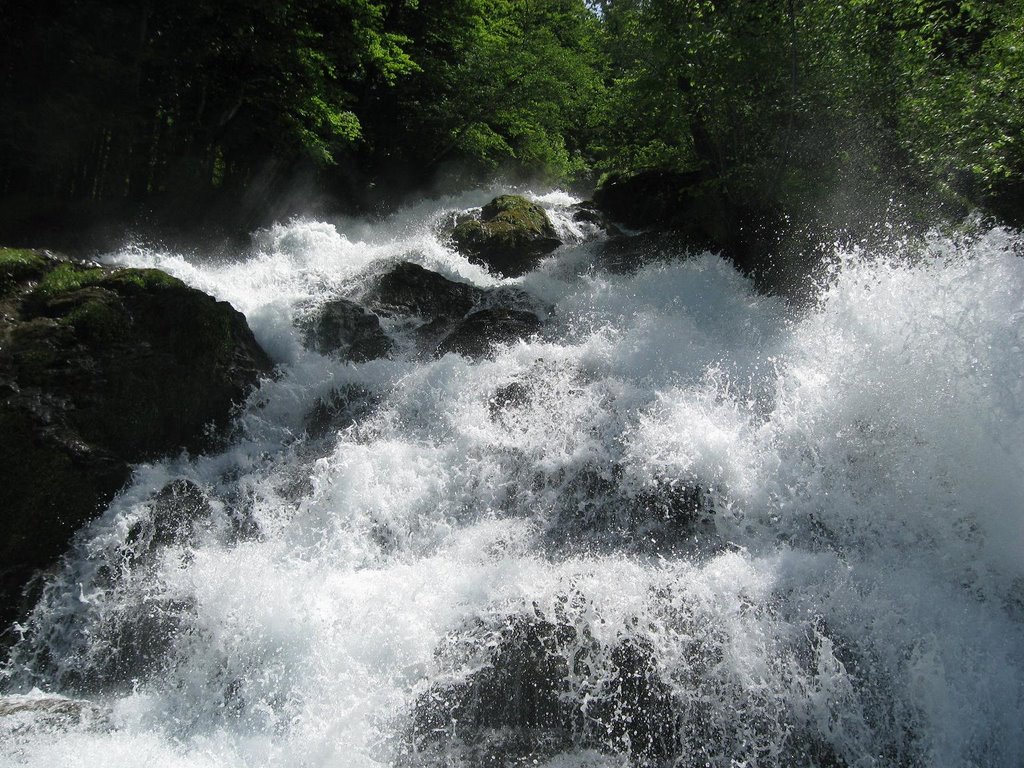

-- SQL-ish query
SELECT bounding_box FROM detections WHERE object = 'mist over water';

[2,191,1022,767]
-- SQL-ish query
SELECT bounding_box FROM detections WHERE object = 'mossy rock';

[0,253,273,638]
[449,195,561,278]
[30,261,106,302]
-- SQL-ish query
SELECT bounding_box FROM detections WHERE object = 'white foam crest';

[761,229,1024,588]
[549,254,787,390]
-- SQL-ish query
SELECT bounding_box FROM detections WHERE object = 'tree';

[366,0,606,186]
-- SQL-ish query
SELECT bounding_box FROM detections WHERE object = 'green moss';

[449,194,560,277]
[32,262,105,301]
[61,297,129,343]
[451,218,484,244]
[101,268,185,292]
[481,195,552,235]
[0,247,48,294]
[452,196,554,250]
[0,247,46,271]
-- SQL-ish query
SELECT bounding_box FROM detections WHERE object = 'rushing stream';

[2,190,1023,767]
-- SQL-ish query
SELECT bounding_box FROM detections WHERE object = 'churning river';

[2,190,1022,767]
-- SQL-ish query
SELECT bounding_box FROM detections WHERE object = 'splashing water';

[2,192,1022,767]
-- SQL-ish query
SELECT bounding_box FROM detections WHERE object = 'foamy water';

[1,192,1022,767]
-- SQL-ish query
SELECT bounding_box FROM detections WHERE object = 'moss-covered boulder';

[0,249,273,636]
[449,195,561,278]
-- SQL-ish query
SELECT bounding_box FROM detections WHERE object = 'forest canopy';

[1,0,1022,230]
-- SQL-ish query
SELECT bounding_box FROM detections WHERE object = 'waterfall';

[2,190,1022,767]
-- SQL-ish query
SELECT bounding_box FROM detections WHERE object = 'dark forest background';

[2,0,1022,246]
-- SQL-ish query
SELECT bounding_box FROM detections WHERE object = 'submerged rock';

[411,612,679,765]
[449,195,561,277]
[301,297,392,362]
[0,249,272,636]
[435,307,543,359]
[597,636,678,760]
[0,693,111,733]
[488,380,532,419]
[596,230,692,274]
[148,478,212,548]
[304,384,380,440]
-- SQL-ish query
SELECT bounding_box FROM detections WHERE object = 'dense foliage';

[596,0,1024,222]
[1,0,1022,227]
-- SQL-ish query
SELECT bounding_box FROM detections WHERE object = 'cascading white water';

[1,190,1022,767]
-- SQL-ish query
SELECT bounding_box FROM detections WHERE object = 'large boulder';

[593,170,782,276]
[450,195,561,277]
[366,261,481,319]
[0,248,273,635]
[300,297,392,362]
[592,169,704,231]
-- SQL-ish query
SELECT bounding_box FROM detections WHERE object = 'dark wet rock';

[570,200,604,225]
[630,479,710,530]
[477,284,552,317]
[368,261,482,320]
[84,594,196,688]
[412,615,578,759]
[365,261,551,361]
[123,479,213,566]
[488,381,531,420]
[548,467,717,554]
[409,315,459,357]
[596,230,692,274]
[435,308,543,360]
[449,195,561,278]
[596,636,678,760]
[0,250,273,636]
[593,169,704,231]
[411,612,679,765]
[593,170,783,277]
[301,297,392,362]
[569,200,620,236]
[304,384,379,440]
[149,479,212,547]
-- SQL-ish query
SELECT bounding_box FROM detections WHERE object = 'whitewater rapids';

[1,190,1022,767]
